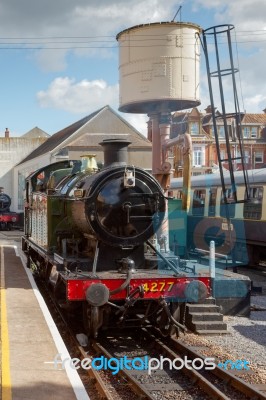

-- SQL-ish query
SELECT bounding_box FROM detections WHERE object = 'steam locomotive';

[0,188,19,230]
[22,139,211,338]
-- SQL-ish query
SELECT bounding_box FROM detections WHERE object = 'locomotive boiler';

[0,187,19,230]
[22,139,210,338]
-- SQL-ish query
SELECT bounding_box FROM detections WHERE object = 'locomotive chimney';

[100,138,131,167]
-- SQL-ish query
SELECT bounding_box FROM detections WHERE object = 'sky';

[0,0,266,137]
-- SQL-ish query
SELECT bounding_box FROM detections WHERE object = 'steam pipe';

[162,133,192,211]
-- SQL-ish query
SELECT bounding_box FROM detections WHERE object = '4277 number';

[142,281,174,292]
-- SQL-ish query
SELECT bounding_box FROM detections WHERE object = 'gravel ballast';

[180,267,266,387]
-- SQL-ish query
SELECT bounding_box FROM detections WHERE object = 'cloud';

[0,0,178,71]
[193,0,266,31]
[244,94,266,110]
[191,0,266,113]
[36,76,149,135]
[122,113,148,136]
[37,77,119,113]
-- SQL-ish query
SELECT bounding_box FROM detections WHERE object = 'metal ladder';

[201,24,250,205]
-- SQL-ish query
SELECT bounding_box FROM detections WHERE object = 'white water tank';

[116,22,202,114]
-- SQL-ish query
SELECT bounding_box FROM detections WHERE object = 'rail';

[167,332,266,400]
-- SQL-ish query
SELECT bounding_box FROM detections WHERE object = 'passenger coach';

[170,168,266,266]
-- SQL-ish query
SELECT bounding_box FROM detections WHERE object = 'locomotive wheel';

[83,303,100,339]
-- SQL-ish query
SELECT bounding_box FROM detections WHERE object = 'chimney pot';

[5,128,9,138]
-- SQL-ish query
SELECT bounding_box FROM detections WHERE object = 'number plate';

[142,281,175,293]
[129,278,184,299]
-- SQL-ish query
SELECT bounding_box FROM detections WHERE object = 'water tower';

[116,21,202,193]
[117,21,202,251]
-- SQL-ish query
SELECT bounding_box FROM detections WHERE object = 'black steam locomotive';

[0,188,19,230]
[22,139,210,338]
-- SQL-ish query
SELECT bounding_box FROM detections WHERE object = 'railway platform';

[0,232,89,400]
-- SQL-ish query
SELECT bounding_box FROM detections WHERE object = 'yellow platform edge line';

[1,246,12,400]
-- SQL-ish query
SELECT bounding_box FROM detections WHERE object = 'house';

[13,105,152,213]
[170,107,266,176]
[171,107,212,176]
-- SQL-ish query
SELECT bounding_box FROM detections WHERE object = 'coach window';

[244,186,263,220]
[192,189,206,216]
[208,188,217,216]
[220,188,236,218]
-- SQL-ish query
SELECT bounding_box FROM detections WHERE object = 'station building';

[0,127,49,209]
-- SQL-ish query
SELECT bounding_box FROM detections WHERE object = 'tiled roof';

[19,108,102,164]
[19,105,150,165]
[241,114,266,124]
[179,109,266,126]
[202,111,266,125]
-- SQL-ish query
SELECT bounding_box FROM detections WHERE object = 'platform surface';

[0,239,89,400]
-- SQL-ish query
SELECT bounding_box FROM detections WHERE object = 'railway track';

[165,332,266,400]
[33,267,266,400]
[93,332,214,399]
[92,328,266,400]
